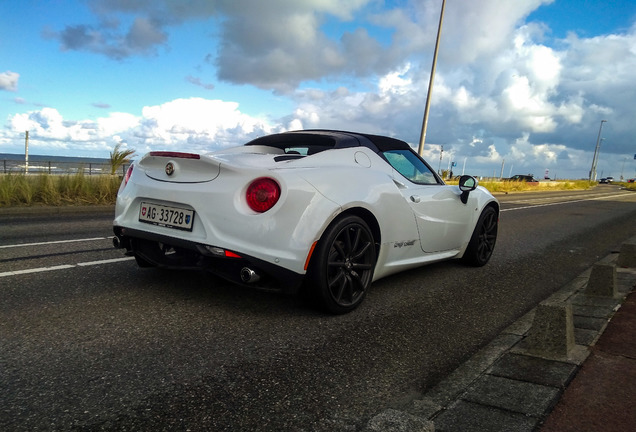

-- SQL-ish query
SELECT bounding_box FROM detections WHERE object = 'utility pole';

[620,157,626,181]
[25,131,29,174]
[418,0,446,156]
[589,120,607,181]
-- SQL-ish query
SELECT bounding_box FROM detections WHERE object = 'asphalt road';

[2,185,636,431]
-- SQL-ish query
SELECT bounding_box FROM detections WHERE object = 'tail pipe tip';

[240,267,260,284]
[113,235,122,249]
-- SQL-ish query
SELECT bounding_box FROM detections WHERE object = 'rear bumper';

[113,225,304,294]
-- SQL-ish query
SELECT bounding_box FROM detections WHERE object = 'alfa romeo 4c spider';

[113,130,499,313]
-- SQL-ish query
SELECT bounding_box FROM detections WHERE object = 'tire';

[306,215,376,314]
[462,206,498,267]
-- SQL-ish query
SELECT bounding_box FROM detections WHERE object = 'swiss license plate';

[139,202,195,231]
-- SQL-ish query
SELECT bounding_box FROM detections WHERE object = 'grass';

[0,173,121,207]
[450,178,636,194]
[475,179,596,193]
[445,178,597,192]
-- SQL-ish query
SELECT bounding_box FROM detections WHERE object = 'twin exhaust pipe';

[113,234,260,284]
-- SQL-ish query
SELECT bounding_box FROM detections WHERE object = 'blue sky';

[528,0,636,38]
[2,0,636,180]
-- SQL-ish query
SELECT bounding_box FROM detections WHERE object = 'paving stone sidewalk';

[364,237,636,432]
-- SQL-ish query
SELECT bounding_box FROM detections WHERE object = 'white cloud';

[10,108,93,142]
[97,112,139,135]
[438,0,553,64]
[378,64,414,96]
[136,98,272,150]
[1,98,274,156]
[0,71,19,92]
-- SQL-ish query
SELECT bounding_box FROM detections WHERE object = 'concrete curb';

[367,236,636,432]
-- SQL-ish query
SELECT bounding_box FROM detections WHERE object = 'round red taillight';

[246,177,280,213]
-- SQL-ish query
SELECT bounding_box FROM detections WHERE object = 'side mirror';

[458,175,478,204]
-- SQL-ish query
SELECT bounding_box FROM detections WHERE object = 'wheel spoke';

[329,272,356,304]
[333,241,346,260]
[351,240,371,261]
[328,270,346,299]
[343,228,354,254]
[350,226,362,251]
[328,259,345,269]
[328,267,345,283]
[342,274,354,302]
[348,270,364,290]
[352,262,373,271]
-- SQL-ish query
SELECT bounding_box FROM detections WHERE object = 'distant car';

[628,179,635,183]
[113,130,499,313]
[606,177,614,182]
[507,174,539,183]
[599,178,609,184]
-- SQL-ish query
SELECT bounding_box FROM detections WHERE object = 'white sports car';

[113,130,499,313]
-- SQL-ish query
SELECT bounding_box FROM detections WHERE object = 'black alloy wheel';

[308,215,376,314]
[462,206,498,266]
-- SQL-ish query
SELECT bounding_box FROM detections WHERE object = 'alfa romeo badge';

[165,162,175,176]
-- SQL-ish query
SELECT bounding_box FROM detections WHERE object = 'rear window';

[282,145,331,156]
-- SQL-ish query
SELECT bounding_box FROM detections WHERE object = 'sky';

[1,0,636,180]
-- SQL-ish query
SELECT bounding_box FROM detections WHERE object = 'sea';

[0,153,117,175]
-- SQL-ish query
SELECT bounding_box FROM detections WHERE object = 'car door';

[401,184,473,252]
[384,149,473,253]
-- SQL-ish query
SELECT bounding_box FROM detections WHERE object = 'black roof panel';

[245,130,411,153]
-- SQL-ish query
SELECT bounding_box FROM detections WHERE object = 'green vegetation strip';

[477,179,595,193]
[0,173,121,207]
[446,179,636,193]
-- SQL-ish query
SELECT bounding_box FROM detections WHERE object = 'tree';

[109,143,135,175]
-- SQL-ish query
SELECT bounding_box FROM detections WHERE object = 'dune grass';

[0,173,121,207]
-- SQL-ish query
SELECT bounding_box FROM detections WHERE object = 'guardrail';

[1,159,130,176]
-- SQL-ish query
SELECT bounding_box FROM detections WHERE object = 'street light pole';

[589,119,607,181]
[418,0,446,156]
[24,131,30,174]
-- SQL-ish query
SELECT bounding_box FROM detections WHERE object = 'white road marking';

[0,257,135,278]
[0,265,75,277]
[77,257,135,267]
[501,192,635,212]
[0,237,109,249]
[503,191,623,204]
